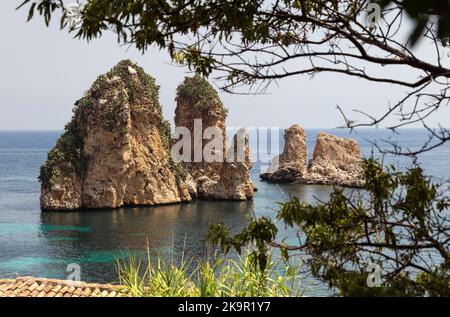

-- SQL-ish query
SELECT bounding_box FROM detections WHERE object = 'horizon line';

[0,127,446,133]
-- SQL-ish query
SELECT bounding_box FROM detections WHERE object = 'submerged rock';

[260,127,364,187]
[40,60,194,211]
[173,75,254,200]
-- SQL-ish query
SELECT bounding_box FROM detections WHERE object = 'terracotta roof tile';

[0,277,130,297]
[28,282,39,292]
[66,286,76,294]
[36,283,46,292]
[37,290,47,297]
[81,288,92,297]
[52,285,62,293]
[100,290,109,297]
[73,288,83,296]
[20,290,31,297]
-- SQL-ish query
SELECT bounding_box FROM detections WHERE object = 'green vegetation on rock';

[39,60,187,187]
[176,75,228,118]
[107,60,175,159]
[39,120,84,189]
[169,157,188,181]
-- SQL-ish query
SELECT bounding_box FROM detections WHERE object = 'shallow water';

[0,129,448,296]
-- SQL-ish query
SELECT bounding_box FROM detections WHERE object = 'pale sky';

[0,1,449,131]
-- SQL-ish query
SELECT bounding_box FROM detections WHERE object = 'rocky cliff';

[260,126,364,187]
[174,75,254,200]
[40,60,195,211]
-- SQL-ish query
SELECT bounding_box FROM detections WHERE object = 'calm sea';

[0,129,449,296]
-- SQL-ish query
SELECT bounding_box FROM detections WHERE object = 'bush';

[117,251,302,297]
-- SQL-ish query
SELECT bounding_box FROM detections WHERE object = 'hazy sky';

[1,1,449,131]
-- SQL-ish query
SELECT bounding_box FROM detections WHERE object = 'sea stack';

[206,129,254,200]
[260,126,364,187]
[174,75,254,200]
[39,60,195,211]
[306,132,364,187]
[260,124,308,182]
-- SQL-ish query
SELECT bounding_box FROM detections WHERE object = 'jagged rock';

[260,125,307,182]
[305,132,364,187]
[200,129,254,200]
[40,172,82,210]
[40,60,194,210]
[173,75,254,200]
[260,128,364,187]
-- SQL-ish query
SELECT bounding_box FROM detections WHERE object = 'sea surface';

[0,129,449,296]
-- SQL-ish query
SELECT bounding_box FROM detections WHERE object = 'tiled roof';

[0,277,130,297]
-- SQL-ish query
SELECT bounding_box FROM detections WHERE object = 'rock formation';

[40,62,254,211]
[260,125,307,182]
[260,127,364,187]
[40,60,195,211]
[201,129,254,200]
[306,132,364,187]
[173,75,254,200]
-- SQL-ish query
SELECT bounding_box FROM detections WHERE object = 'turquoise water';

[0,129,449,296]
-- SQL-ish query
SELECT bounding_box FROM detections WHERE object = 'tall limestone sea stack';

[40,60,195,211]
[260,125,364,187]
[174,75,254,200]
